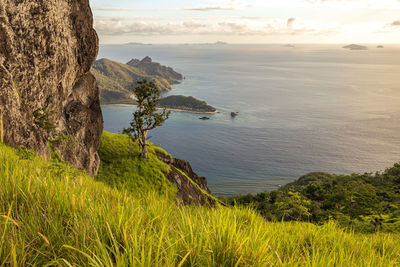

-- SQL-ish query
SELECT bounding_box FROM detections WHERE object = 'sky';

[90,0,400,44]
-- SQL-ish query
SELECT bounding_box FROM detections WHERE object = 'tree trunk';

[140,130,148,159]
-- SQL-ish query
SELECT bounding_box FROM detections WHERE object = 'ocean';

[99,44,400,196]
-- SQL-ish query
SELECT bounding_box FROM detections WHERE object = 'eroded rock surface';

[157,152,215,206]
[0,0,103,175]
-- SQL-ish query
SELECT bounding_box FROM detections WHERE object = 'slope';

[92,58,180,104]
[0,137,400,266]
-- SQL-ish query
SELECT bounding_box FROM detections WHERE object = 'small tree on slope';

[123,80,170,159]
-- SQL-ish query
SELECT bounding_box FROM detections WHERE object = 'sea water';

[99,44,400,196]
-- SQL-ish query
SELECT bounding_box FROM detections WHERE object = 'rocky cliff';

[0,0,103,175]
[156,152,215,206]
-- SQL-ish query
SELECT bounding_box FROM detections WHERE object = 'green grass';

[1,134,400,266]
[96,131,175,196]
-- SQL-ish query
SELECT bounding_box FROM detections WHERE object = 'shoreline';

[101,104,217,114]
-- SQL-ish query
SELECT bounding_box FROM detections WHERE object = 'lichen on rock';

[0,0,103,175]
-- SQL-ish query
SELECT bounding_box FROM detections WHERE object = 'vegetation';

[123,80,170,158]
[158,95,216,113]
[226,167,400,233]
[126,57,183,83]
[92,58,182,104]
[1,137,400,266]
[33,107,56,133]
[96,131,174,194]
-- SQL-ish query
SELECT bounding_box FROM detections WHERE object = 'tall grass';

[96,131,175,196]
[0,111,3,143]
[0,138,399,266]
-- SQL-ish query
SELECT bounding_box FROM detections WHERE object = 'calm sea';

[99,44,400,196]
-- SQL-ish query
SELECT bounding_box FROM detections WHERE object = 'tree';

[123,80,170,159]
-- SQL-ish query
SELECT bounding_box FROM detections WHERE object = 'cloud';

[94,17,335,37]
[287,17,296,28]
[304,0,400,8]
[92,7,177,12]
[392,20,400,26]
[374,19,400,33]
[184,6,236,11]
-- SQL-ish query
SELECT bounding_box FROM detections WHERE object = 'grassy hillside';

[126,57,183,83]
[96,131,175,195]
[92,58,177,104]
[1,134,400,266]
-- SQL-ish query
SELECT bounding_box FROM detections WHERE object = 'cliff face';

[0,0,103,175]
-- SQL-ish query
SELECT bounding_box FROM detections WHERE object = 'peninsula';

[158,95,216,114]
[92,57,183,104]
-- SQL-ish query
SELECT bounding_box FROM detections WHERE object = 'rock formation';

[0,0,103,175]
[156,152,215,206]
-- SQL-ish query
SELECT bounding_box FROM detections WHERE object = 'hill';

[343,44,368,50]
[92,57,182,104]
[227,166,400,233]
[126,56,183,83]
[2,134,399,265]
[158,95,217,113]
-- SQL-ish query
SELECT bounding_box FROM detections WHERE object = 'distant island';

[342,44,368,50]
[92,57,183,104]
[124,42,153,46]
[377,45,384,49]
[184,41,228,46]
[158,95,216,114]
[282,44,295,48]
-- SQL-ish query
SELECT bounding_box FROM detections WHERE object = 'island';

[377,45,384,49]
[92,57,183,104]
[157,95,217,114]
[282,44,295,48]
[342,44,368,50]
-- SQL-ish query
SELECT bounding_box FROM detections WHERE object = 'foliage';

[157,95,216,113]
[123,80,170,158]
[33,106,56,132]
[16,145,36,160]
[226,167,400,233]
[1,139,400,266]
[96,131,175,195]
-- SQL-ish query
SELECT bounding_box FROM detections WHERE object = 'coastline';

[101,104,217,114]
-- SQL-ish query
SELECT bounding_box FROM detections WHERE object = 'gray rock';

[0,0,103,175]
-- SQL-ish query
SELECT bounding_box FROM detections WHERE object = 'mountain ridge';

[92,57,183,104]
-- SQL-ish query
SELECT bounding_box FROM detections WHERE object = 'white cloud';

[94,16,336,36]
[184,6,236,11]
[91,0,400,43]
[392,20,400,26]
[287,18,296,29]
[304,0,400,8]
